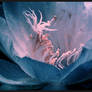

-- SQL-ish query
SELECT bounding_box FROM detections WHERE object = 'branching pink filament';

[23,9,81,68]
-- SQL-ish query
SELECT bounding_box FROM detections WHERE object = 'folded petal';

[0,59,41,85]
[14,56,61,83]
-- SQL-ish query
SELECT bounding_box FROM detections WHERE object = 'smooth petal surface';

[0,59,41,86]
[15,56,61,83]
[0,17,15,59]
[62,61,92,85]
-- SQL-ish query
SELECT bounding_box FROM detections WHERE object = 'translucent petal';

[0,17,19,63]
[2,2,56,58]
[49,2,92,53]
[2,2,92,59]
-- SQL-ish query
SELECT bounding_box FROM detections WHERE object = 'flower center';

[23,9,82,69]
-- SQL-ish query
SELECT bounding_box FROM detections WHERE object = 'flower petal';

[0,59,41,85]
[62,61,92,85]
[0,17,18,61]
[14,56,61,83]
[1,2,92,88]
[58,40,92,84]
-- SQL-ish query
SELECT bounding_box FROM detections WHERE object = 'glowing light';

[84,2,92,10]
